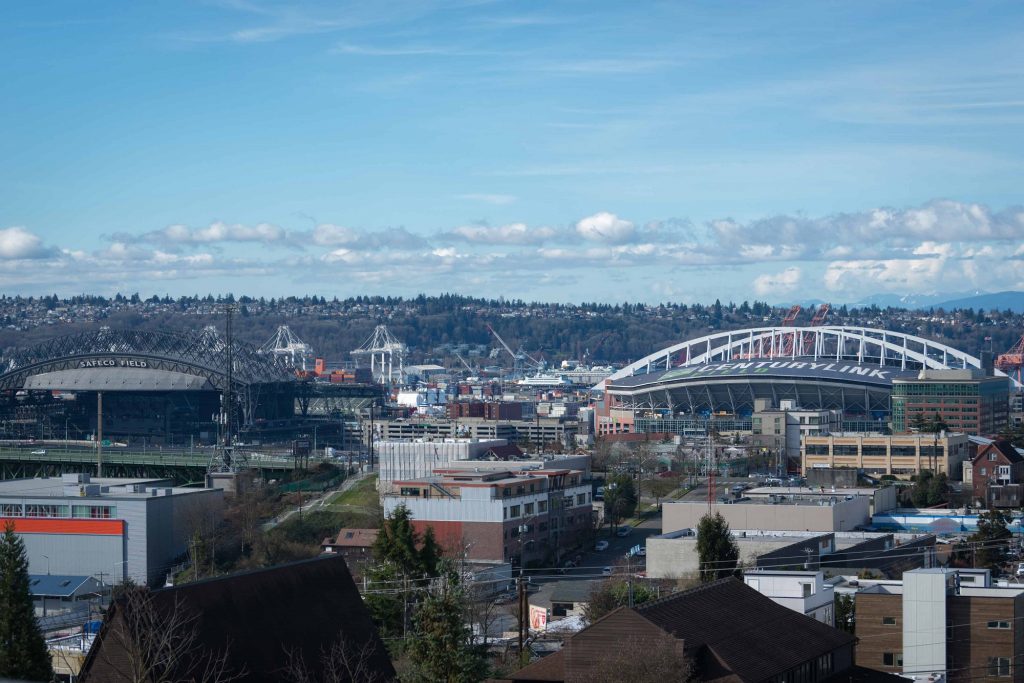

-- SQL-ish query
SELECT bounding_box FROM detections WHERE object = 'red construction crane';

[803,303,831,355]
[779,305,802,357]
[996,334,1024,385]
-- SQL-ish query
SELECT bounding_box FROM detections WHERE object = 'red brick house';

[969,440,1024,508]
[321,528,379,581]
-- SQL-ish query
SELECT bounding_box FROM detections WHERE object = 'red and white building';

[383,467,593,565]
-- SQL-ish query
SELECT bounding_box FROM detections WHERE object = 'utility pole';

[96,391,103,478]
[222,302,236,469]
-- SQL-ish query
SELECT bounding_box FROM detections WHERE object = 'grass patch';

[325,475,380,511]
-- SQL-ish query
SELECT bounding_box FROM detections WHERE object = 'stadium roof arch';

[599,326,1018,416]
[0,328,292,392]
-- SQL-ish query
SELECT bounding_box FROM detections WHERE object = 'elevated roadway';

[0,446,301,482]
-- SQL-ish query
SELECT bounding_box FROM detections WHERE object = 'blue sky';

[2,0,1023,303]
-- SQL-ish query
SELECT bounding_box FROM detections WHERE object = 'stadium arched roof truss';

[0,328,291,393]
[600,326,1019,416]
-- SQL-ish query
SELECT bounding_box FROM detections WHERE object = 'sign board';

[529,605,548,631]
[78,358,150,369]
[616,359,919,388]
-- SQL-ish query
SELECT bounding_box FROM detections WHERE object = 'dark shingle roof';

[636,577,854,681]
[80,555,395,683]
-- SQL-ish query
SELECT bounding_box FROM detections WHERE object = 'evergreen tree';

[696,512,739,582]
[407,570,486,683]
[0,522,53,681]
[972,509,1012,572]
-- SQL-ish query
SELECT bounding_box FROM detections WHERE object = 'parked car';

[30,449,46,455]
[615,526,632,537]
[601,566,613,576]
[1016,563,1024,578]
[595,540,609,552]
[493,590,517,605]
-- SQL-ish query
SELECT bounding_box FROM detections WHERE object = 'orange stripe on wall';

[0,518,123,535]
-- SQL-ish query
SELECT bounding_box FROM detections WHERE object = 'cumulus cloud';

[443,222,558,245]
[311,224,429,250]
[0,227,51,259]
[146,221,285,244]
[575,212,636,243]
[753,267,802,297]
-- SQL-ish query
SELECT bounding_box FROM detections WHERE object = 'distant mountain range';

[782,291,1024,313]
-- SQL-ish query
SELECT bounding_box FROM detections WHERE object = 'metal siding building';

[0,474,223,586]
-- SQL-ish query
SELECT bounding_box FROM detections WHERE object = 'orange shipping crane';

[996,334,1024,385]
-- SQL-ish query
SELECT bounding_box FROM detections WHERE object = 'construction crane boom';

[454,352,475,373]
[779,305,802,356]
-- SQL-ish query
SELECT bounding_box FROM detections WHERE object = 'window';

[988,657,1011,677]
[538,501,547,513]
[0,504,23,517]
[508,505,521,518]
[988,621,1011,629]
[502,487,511,498]
[990,452,998,461]
[883,653,902,667]
[882,616,897,625]
[802,583,812,598]
[24,505,68,518]
[399,487,420,497]
[577,493,586,506]
[981,467,988,476]
[524,503,534,515]
[72,505,115,519]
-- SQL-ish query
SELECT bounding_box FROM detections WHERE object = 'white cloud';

[0,227,50,259]
[575,212,635,243]
[138,222,285,245]
[753,267,802,297]
[311,224,359,246]
[445,222,556,245]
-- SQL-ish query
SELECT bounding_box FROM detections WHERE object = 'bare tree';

[85,585,244,682]
[567,633,693,683]
[282,631,395,683]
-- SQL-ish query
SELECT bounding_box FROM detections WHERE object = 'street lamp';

[41,554,50,575]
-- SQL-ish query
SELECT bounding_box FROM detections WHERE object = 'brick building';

[892,368,1010,436]
[801,432,971,479]
[383,467,592,566]
[855,568,1024,680]
[967,440,1024,508]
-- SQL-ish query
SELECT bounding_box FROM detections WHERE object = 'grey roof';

[29,574,99,598]
[549,579,598,604]
[25,367,214,392]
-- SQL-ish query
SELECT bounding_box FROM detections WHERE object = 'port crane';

[486,324,543,378]
[996,334,1024,385]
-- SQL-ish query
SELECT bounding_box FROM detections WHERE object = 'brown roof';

[80,555,395,683]
[636,577,854,681]
[325,528,380,548]
[506,650,566,681]
[507,578,855,683]
[974,440,1024,465]
[485,444,525,460]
